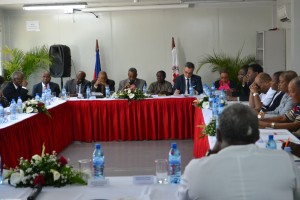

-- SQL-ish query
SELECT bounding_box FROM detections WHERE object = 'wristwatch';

[253,93,259,97]
[270,122,276,129]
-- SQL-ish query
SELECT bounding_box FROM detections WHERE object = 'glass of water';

[155,159,168,184]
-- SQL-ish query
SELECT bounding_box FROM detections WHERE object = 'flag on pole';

[93,39,101,79]
[171,37,179,84]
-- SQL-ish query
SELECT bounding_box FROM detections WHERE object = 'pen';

[285,137,290,147]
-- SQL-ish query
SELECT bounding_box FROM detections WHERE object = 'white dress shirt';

[178,144,300,200]
[260,87,277,106]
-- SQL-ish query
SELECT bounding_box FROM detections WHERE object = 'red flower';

[37,102,44,108]
[59,156,68,166]
[33,174,45,186]
[293,106,300,113]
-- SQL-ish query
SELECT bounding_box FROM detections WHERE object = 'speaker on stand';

[49,45,71,89]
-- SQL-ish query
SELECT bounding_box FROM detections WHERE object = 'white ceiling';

[0,0,277,11]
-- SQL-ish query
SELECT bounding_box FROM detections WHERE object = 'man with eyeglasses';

[174,62,203,95]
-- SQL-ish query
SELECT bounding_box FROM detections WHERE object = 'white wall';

[1,3,274,93]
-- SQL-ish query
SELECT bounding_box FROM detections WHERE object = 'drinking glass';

[78,159,92,182]
[155,159,168,184]
[51,92,56,102]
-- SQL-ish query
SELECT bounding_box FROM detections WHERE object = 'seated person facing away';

[3,71,31,102]
[214,68,236,92]
[64,71,91,97]
[174,62,203,95]
[249,72,276,112]
[260,70,297,118]
[91,71,115,97]
[259,71,285,113]
[118,68,146,91]
[178,103,300,200]
[259,76,300,137]
[32,71,60,97]
[148,70,173,96]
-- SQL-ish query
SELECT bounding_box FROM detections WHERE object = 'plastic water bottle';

[212,98,218,118]
[266,135,277,150]
[17,96,23,114]
[142,83,147,94]
[219,89,227,106]
[218,103,224,116]
[189,81,194,96]
[93,144,105,178]
[0,103,4,124]
[169,143,181,184]
[105,86,110,98]
[61,87,66,100]
[35,93,40,101]
[208,91,214,109]
[86,86,91,99]
[10,100,17,120]
[211,82,216,95]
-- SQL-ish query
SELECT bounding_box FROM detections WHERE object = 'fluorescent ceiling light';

[23,2,87,11]
[81,4,189,12]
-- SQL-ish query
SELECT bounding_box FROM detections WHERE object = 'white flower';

[26,107,34,113]
[32,154,42,162]
[10,170,24,186]
[128,93,135,99]
[26,168,32,173]
[202,102,210,109]
[33,108,38,112]
[30,100,38,105]
[50,169,61,181]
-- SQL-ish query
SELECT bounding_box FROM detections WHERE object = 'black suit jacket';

[174,74,203,94]
[32,82,61,97]
[90,79,115,97]
[3,82,31,102]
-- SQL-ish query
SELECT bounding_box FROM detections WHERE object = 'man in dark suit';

[91,71,115,97]
[118,68,146,91]
[174,62,203,95]
[64,71,91,97]
[32,71,60,97]
[3,71,31,102]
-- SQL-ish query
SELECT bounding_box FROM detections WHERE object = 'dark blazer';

[232,82,251,101]
[32,82,61,97]
[64,79,91,95]
[118,78,146,92]
[91,79,115,97]
[174,74,203,95]
[3,82,31,102]
[261,91,285,112]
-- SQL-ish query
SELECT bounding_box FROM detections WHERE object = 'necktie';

[187,79,190,94]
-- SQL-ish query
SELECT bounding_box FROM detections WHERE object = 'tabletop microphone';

[27,183,43,200]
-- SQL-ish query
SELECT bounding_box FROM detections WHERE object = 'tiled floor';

[59,140,194,176]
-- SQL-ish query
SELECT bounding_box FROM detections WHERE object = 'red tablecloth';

[69,98,196,142]
[193,107,209,158]
[1,98,196,167]
[0,103,73,168]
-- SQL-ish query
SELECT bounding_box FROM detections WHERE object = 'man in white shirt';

[178,104,300,200]
[249,72,276,112]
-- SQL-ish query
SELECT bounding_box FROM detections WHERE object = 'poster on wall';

[26,21,40,31]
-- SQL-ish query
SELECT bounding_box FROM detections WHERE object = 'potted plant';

[2,45,52,81]
[196,48,256,83]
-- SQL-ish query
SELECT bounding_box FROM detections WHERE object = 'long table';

[0,97,196,168]
[0,176,179,200]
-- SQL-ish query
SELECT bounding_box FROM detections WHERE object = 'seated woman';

[214,68,236,92]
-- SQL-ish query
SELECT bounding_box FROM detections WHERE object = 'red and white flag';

[171,37,179,84]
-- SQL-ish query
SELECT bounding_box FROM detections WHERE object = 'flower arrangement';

[193,96,209,109]
[199,118,216,138]
[112,85,148,101]
[4,145,86,187]
[23,99,51,117]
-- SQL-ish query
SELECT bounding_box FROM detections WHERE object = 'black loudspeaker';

[49,45,71,78]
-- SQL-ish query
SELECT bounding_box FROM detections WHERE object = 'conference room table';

[0,176,180,200]
[0,96,196,168]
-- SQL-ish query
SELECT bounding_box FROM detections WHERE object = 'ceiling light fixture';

[81,4,189,12]
[23,2,87,12]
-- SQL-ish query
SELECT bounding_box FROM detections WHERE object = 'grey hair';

[11,71,23,80]
[218,104,259,143]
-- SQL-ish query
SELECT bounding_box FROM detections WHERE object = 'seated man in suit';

[259,76,300,137]
[148,70,173,96]
[3,71,31,102]
[118,68,146,91]
[178,103,300,200]
[32,71,60,97]
[91,71,115,97]
[64,71,91,97]
[174,62,203,95]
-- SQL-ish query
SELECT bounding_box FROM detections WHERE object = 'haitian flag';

[93,39,101,79]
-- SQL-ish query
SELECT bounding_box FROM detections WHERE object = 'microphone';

[27,183,43,200]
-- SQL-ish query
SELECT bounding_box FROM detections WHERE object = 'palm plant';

[196,48,256,83]
[2,45,51,81]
